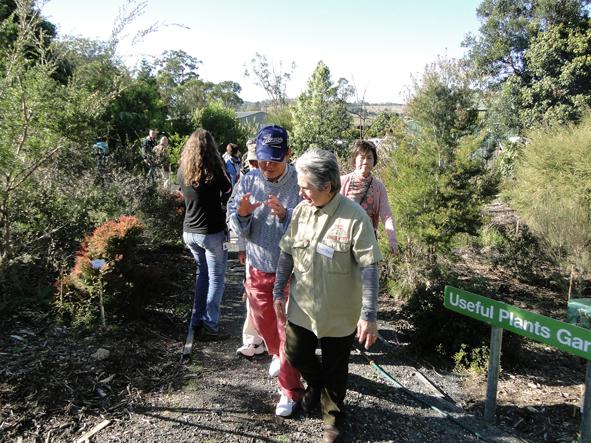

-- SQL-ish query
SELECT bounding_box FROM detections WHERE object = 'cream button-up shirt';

[279,193,382,338]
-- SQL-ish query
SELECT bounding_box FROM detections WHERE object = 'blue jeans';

[183,230,228,332]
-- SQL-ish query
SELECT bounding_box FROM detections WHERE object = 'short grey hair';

[295,149,341,193]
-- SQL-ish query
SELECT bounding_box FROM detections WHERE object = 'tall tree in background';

[244,52,295,110]
[386,58,493,262]
[465,0,591,134]
[291,61,352,156]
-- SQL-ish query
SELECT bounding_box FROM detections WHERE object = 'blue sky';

[41,0,484,103]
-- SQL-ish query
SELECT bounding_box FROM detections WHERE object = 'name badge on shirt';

[316,242,334,259]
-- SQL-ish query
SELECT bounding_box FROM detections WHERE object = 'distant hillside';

[347,103,406,115]
[347,102,407,128]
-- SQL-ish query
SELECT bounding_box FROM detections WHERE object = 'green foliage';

[453,344,490,375]
[55,216,146,326]
[167,132,189,170]
[265,107,295,133]
[466,0,591,136]
[385,57,496,262]
[153,51,243,135]
[519,23,591,126]
[489,223,550,283]
[496,137,527,178]
[291,61,353,156]
[0,0,115,290]
[506,113,591,284]
[464,0,589,82]
[193,102,248,150]
[106,74,166,158]
[388,129,495,258]
[406,57,479,152]
[365,111,403,138]
[401,269,522,367]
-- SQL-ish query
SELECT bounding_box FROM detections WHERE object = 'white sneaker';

[236,343,265,357]
[275,393,296,417]
[268,355,280,377]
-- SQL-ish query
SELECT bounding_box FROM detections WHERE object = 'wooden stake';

[484,326,503,423]
[75,419,111,443]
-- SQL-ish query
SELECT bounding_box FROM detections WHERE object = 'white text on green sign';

[444,286,591,360]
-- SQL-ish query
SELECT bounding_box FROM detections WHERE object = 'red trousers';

[244,265,304,402]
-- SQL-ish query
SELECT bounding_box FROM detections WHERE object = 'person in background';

[141,129,158,180]
[273,149,382,443]
[154,135,171,186]
[178,129,232,339]
[224,143,242,186]
[340,140,398,254]
[234,139,266,357]
[227,125,304,417]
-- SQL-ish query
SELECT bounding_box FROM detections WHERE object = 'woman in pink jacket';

[340,140,398,254]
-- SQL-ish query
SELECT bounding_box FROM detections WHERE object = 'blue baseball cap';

[255,125,288,162]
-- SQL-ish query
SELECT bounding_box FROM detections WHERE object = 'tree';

[465,0,591,134]
[0,0,115,284]
[386,58,493,261]
[0,0,57,70]
[244,52,295,110]
[464,0,589,83]
[364,111,402,138]
[406,57,480,162]
[291,61,353,156]
[518,23,591,126]
[193,102,248,151]
[155,49,200,85]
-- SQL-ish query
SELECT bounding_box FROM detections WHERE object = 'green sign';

[444,286,591,360]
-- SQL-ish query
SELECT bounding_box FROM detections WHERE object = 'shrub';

[507,114,591,294]
[452,344,490,375]
[401,270,522,368]
[55,215,146,326]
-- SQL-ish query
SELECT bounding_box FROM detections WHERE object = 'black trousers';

[285,321,355,426]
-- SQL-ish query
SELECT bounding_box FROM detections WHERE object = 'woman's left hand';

[356,319,378,349]
[274,298,287,324]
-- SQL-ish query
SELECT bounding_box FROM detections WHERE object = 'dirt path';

[3,246,583,442]
[87,254,520,443]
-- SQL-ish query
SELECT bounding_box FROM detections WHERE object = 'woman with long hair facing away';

[178,129,233,339]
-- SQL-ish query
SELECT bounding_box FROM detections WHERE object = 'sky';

[41,0,484,104]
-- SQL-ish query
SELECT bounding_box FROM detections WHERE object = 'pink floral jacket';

[340,172,398,253]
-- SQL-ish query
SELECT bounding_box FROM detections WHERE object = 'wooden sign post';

[444,286,591,442]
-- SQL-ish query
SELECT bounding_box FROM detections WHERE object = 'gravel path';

[93,254,523,443]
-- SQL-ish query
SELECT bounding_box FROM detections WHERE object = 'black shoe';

[200,328,230,341]
[300,385,321,417]
[192,323,204,339]
[323,424,344,443]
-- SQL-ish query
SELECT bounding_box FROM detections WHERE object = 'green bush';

[507,114,591,292]
[452,344,490,375]
[488,223,550,284]
[401,270,522,368]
